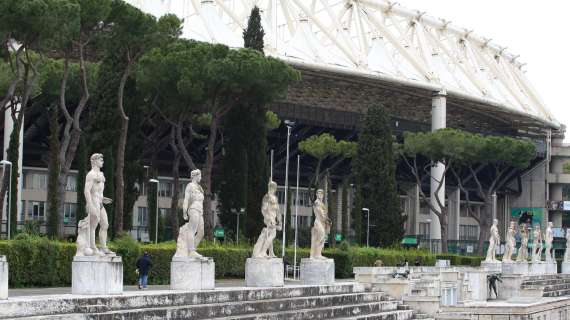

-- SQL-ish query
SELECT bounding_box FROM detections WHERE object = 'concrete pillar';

[405,184,420,235]
[430,90,446,240]
[3,104,23,225]
[448,188,460,241]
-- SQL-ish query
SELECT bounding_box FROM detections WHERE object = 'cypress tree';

[103,147,115,238]
[47,106,60,238]
[219,5,268,240]
[354,105,405,247]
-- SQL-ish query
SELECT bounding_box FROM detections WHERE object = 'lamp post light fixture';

[1,160,12,240]
[426,218,432,253]
[281,120,295,258]
[149,179,159,244]
[236,208,244,244]
[362,208,370,247]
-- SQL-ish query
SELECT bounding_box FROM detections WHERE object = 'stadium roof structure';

[127,0,559,133]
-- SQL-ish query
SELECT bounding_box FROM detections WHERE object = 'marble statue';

[485,219,500,262]
[503,221,516,262]
[564,229,570,262]
[516,224,529,262]
[310,189,331,259]
[532,225,543,262]
[252,181,282,258]
[545,222,554,262]
[175,169,206,259]
[76,153,114,257]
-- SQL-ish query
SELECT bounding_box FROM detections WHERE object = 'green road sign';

[214,227,225,238]
[335,233,342,241]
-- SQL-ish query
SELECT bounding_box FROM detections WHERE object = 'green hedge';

[0,235,483,287]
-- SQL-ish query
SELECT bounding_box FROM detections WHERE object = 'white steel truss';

[128,0,557,127]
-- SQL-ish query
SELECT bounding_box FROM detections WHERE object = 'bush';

[0,237,483,287]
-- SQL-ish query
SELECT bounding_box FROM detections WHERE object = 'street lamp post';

[149,179,159,244]
[293,155,300,279]
[1,160,12,240]
[426,218,432,253]
[362,208,370,247]
[282,120,295,258]
[236,208,244,244]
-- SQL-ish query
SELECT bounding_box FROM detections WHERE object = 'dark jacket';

[136,255,152,276]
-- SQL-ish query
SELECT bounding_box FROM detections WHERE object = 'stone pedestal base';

[0,256,7,299]
[502,261,529,275]
[480,261,502,273]
[562,262,570,274]
[530,262,547,275]
[170,257,215,290]
[245,258,284,287]
[300,258,335,285]
[545,261,557,274]
[72,255,122,295]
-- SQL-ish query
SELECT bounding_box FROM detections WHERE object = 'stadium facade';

[2,0,569,252]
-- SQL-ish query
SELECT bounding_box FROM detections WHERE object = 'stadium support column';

[3,104,23,224]
[430,90,446,246]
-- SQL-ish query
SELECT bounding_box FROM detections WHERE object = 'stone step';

[543,289,570,297]
[1,283,369,319]
[521,283,570,291]
[397,304,412,310]
[94,300,407,320]
[413,313,432,319]
[59,292,398,320]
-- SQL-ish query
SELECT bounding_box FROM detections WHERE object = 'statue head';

[548,222,553,228]
[268,181,277,194]
[316,189,324,201]
[493,219,498,226]
[90,153,104,168]
[190,169,201,183]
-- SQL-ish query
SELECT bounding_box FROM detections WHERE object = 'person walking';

[136,251,152,289]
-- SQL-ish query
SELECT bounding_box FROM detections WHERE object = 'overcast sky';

[398,0,570,136]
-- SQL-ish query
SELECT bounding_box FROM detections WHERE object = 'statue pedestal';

[562,262,570,274]
[300,258,335,285]
[170,257,215,291]
[529,262,547,275]
[245,258,284,287]
[0,256,8,299]
[72,255,123,295]
[502,261,529,275]
[545,261,557,274]
[480,261,502,273]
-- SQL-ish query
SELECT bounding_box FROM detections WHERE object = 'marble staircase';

[1,283,416,320]
[521,274,570,297]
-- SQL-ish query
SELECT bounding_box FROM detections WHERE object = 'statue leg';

[310,227,318,259]
[267,227,276,258]
[195,215,204,247]
[187,213,203,259]
[88,208,100,253]
[253,228,268,258]
[99,207,112,254]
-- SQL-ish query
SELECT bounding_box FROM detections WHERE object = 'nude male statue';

[310,189,331,260]
[516,223,529,262]
[503,221,516,262]
[76,153,113,256]
[175,169,206,259]
[545,222,554,262]
[485,219,500,262]
[532,224,543,262]
[252,181,282,258]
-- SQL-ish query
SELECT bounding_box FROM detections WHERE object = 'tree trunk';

[477,202,492,255]
[202,115,219,241]
[0,169,9,229]
[440,210,449,253]
[341,178,349,243]
[114,66,132,236]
